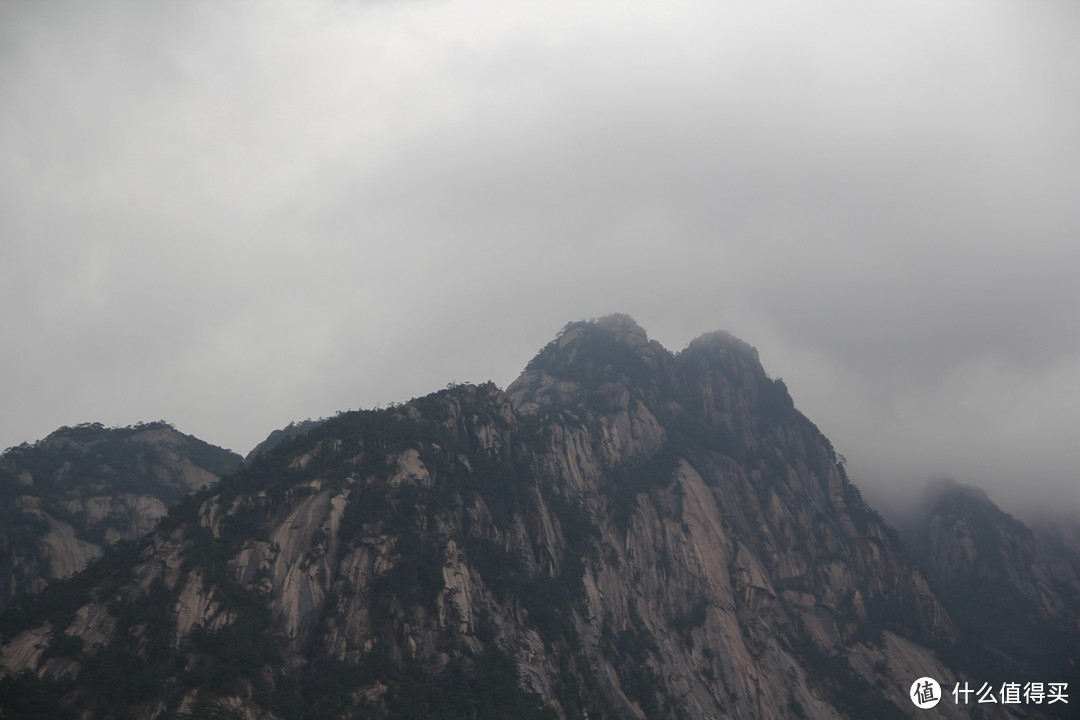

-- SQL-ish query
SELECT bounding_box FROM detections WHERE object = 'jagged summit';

[509,315,779,419]
[519,315,662,369]
[521,315,761,372]
[509,316,671,415]
[509,316,800,463]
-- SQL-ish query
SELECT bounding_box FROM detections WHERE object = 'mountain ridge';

[0,316,1075,719]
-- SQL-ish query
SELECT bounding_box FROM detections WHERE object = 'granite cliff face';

[0,422,242,609]
[0,317,1070,719]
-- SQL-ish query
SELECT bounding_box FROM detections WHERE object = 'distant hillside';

[912,479,1080,689]
[0,422,241,608]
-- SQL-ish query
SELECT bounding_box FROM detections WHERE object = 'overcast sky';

[2,0,1078,521]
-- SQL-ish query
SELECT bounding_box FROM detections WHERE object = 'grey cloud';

[2,0,1078,521]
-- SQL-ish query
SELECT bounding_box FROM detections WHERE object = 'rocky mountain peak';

[507,315,671,416]
[683,328,761,363]
[591,312,650,346]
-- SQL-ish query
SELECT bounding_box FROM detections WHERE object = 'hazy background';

[3,0,1078,521]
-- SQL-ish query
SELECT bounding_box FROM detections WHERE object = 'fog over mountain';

[2,0,1078,521]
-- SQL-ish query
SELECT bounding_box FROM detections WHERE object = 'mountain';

[0,316,1072,719]
[912,479,1080,691]
[0,422,242,610]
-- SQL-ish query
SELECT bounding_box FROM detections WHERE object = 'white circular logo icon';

[910,677,942,709]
